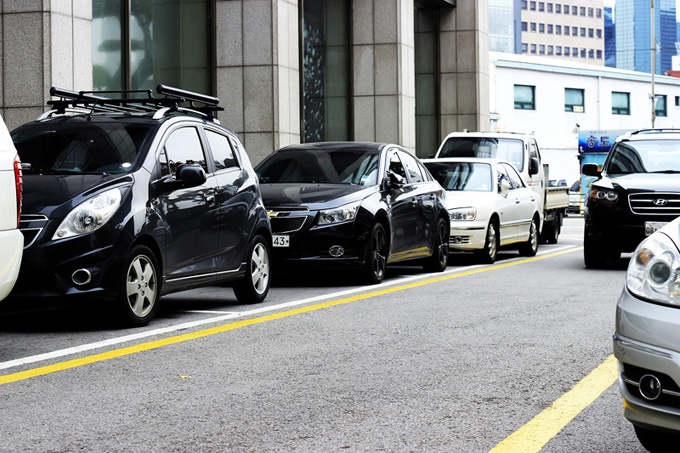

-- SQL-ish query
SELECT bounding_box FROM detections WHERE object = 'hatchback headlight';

[627,232,680,306]
[52,187,123,240]
[590,187,618,204]
[317,202,359,226]
[449,207,476,221]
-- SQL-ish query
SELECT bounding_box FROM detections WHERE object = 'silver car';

[614,215,680,450]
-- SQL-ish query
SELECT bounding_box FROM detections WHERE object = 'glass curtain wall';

[301,0,351,142]
[93,0,211,94]
[415,2,439,157]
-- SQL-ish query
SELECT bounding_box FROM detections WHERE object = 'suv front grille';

[19,214,48,248]
[270,216,306,233]
[629,192,680,215]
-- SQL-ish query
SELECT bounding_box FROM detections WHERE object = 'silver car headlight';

[52,187,123,240]
[449,207,476,221]
[627,232,680,306]
[317,202,359,226]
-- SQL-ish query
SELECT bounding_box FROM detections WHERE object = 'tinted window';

[164,127,207,176]
[606,140,680,174]
[439,137,525,171]
[389,153,407,179]
[12,121,156,175]
[205,129,238,171]
[425,162,492,192]
[256,147,380,186]
[399,151,424,183]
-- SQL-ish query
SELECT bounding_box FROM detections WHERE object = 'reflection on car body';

[255,142,450,284]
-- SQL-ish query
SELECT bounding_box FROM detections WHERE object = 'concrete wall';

[0,0,92,130]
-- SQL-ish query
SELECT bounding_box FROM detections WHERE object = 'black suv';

[9,86,272,326]
[583,129,680,268]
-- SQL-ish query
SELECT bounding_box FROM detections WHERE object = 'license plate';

[645,222,667,236]
[272,235,290,247]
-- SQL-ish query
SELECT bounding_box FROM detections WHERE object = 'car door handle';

[412,198,418,206]
[515,198,520,204]
[206,195,216,208]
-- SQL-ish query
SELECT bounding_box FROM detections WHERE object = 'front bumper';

[449,220,486,251]
[614,286,680,434]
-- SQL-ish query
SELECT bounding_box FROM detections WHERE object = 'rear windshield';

[424,162,493,192]
[256,147,380,186]
[606,140,680,174]
[12,120,157,175]
[438,137,524,172]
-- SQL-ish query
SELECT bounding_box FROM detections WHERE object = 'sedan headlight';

[627,232,680,306]
[589,187,618,204]
[52,187,123,240]
[449,207,476,221]
[317,202,359,226]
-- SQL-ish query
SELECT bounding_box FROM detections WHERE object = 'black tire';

[634,425,680,452]
[423,218,449,272]
[583,227,620,269]
[362,223,388,284]
[541,210,562,244]
[518,216,539,257]
[233,234,271,304]
[117,245,160,327]
[474,219,499,264]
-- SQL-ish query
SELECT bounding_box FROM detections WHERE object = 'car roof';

[421,157,508,166]
[616,129,680,142]
[441,131,533,140]
[276,142,393,153]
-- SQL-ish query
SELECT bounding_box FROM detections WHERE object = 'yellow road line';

[0,247,580,386]
[490,355,618,453]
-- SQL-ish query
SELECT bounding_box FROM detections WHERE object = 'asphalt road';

[0,216,648,452]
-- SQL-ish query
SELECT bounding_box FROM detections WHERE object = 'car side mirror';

[499,177,510,197]
[582,163,601,177]
[528,157,540,176]
[176,164,207,188]
[387,170,405,189]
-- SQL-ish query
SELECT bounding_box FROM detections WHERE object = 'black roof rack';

[46,84,224,120]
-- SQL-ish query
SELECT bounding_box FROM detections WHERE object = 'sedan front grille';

[19,214,49,248]
[271,216,306,233]
[629,192,680,216]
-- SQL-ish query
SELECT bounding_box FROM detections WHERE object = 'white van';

[0,115,22,301]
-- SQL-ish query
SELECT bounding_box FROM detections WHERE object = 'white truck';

[434,131,569,244]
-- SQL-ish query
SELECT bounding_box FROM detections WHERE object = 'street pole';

[651,0,656,128]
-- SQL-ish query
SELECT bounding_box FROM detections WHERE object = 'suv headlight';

[52,187,123,240]
[449,207,476,221]
[317,202,359,226]
[627,232,680,306]
[589,187,618,204]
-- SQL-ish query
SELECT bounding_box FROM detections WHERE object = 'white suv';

[0,115,22,301]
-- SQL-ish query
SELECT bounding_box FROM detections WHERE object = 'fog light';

[452,236,462,244]
[72,268,92,286]
[329,245,345,257]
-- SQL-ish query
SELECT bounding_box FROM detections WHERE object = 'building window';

[588,28,594,38]
[556,25,562,34]
[522,43,528,53]
[539,44,545,54]
[565,88,584,112]
[675,96,680,106]
[579,6,585,15]
[597,29,602,39]
[556,46,562,55]
[564,4,569,14]
[564,47,570,56]
[539,23,545,33]
[93,0,212,93]
[415,4,440,156]
[548,24,553,34]
[588,49,594,58]
[656,95,668,117]
[612,92,630,115]
[547,3,553,12]
[531,44,537,53]
[556,4,561,13]
[548,45,554,55]
[539,2,544,11]
[302,0,351,142]
[521,0,528,9]
[522,21,528,31]
[572,6,577,15]
[580,27,586,37]
[596,8,602,18]
[515,85,535,110]
[588,7,593,17]
[564,26,570,36]
[573,47,578,56]
[597,49,602,59]
[531,22,537,32]
[530,1,536,10]
[572,26,577,35]
[580,48,586,58]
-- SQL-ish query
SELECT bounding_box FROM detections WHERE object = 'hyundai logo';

[654,199,669,206]
[639,374,662,401]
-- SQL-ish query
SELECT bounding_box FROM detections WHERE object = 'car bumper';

[614,286,680,434]
[0,229,23,301]
[449,220,486,251]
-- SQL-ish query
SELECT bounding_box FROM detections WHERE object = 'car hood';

[22,173,131,215]
[259,183,374,209]
[442,190,494,210]
[605,173,680,192]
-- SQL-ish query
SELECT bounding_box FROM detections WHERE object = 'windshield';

[256,148,380,186]
[12,120,157,175]
[424,162,493,192]
[438,137,524,171]
[606,140,680,175]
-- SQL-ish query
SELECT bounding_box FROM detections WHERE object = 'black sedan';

[255,142,449,283]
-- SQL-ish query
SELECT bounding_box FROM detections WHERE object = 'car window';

[163,127,207,176]
[424,161,492,192]
[438,137,525,172]
[205,129,238,171]
[502,163,525,189]
[606,140,680,174]
[529,139,540,162]
[398,151,424,183]
[388,153,407,180]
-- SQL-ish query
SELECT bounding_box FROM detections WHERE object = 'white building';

[488,51,680,181]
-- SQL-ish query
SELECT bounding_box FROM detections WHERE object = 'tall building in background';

[604,6,616,67]
[615,0,677,75]
[520,0,605,64]
[490,0,521,53]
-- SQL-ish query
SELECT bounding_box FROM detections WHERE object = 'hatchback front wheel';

[233,235,271,304]
[117,245,160,327]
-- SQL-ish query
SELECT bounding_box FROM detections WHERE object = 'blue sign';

[578,130,628,154]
